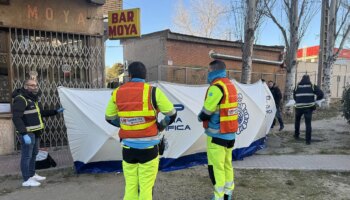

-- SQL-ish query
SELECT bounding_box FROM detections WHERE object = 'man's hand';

[197,114,202,122]
[57,108,65,113]
[23,134,31,144]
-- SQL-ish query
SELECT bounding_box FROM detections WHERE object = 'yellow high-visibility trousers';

[123,155,159,200]
[207,136,235,200]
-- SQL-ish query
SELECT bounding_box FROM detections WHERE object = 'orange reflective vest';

[115,82,158,139]
[203,78,239,133]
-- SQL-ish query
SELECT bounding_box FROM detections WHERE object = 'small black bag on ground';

[35,150,57,170]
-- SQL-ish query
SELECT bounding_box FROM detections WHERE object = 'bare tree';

[172,0,196,36]
[322,0,350,107]
[172,0,227,38]
[264,0,320,107]
[241,0,266,83]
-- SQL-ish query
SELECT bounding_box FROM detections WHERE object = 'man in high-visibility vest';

[198,60,238,200]
[293,74,323,145]
[12,78,64,187]
[105,61,177,200]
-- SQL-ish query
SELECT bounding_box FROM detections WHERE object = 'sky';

[105,0,322,67]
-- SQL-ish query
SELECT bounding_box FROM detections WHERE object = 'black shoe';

[224,194,232,200]
[279,125,284,131]
[306,141,311,145]
[294,134,299,140]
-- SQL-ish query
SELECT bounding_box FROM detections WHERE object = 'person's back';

[198,60,237,200]
[293,75,323,144]
[294,78,323,109]
[105,61,177,200]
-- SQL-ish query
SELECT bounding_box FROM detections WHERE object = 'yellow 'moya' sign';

[108,8,140,39]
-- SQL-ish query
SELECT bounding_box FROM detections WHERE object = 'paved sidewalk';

[233,154,350,171]
[0,148,73,177]
[2,147,350,178]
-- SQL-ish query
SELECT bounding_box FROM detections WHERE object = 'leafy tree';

[105,63,124,83]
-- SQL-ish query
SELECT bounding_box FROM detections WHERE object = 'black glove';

[157,118,168,132]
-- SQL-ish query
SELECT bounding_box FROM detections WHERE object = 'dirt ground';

[1,167,350,200]
[1,103,350,200]
[258,115,350,155]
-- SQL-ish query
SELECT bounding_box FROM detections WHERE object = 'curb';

[0,166,75,181]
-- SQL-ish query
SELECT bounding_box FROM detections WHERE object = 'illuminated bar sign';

[108,8,140,39]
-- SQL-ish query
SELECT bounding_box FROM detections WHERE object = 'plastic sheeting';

[58,80,276,173]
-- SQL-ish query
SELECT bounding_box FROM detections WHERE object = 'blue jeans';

[20,133,40,181]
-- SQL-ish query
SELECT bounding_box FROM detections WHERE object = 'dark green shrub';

[342,85,350,124]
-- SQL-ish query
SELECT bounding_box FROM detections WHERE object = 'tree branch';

[334,24,350,60]
[283,0,290,10]
[264,0,289,49]
[335,6,350,38]
[297,1,320,45]
[298,0,307,27]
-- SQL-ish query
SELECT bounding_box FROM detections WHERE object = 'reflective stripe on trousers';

[207,136,235,199]
[123,156,159,200]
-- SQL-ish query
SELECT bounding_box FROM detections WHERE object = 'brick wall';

[102,0,123,14]
[122,30,285,87]
[123,35,167,68]
[165,40,283,74]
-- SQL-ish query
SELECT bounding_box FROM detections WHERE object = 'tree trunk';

[283,0,299,111]
[323,58,334,106]
[241,0,256,84]
[283,50,297,106]
[322,0,337,107]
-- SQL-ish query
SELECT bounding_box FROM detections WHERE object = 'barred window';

[0,29,11,113]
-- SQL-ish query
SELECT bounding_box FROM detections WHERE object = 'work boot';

[31,173,46,181]
[22,178,41,187]
[224,193,232,200]
[279,125,284,131]
[306,140,311,145]
[293,134,299,140]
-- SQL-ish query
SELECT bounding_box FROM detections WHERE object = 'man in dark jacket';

[12,79,64,187]
[268,80,284,131]
[293,75,324,145]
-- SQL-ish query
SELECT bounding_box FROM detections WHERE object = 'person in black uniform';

[293,75,324,145]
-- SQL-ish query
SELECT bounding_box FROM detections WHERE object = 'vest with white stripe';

[294,84,316,108]
[16,95,45,132]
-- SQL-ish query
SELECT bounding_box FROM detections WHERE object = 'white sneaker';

[31,173,46,181]
[22,178,41,187]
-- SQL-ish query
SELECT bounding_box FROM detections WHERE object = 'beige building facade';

[297,60,350,98]
[0,0,107,154]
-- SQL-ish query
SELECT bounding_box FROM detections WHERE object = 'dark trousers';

[122,145,158,164]
[272,107,284,128]
[294,108,313,143]
[20,133,40,181]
